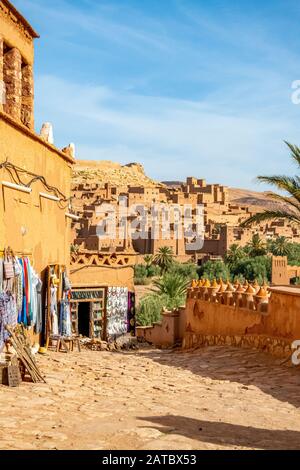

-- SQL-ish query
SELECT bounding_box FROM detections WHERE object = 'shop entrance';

[78,302,91,338]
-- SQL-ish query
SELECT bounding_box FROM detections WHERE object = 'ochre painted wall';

[184,298,263,337]
[0,113,73,276]
[70,265,135,291]
[184,289,300,342]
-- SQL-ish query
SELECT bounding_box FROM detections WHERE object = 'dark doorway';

[78,302,91,337]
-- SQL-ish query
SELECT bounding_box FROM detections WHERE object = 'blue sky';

[14,0,300,188]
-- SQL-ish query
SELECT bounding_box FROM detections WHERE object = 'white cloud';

[35,74,299,188]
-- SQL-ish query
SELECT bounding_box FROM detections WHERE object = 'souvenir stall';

[70,288,106,340]
[70,286,136,342]
[0,247,43,353]
[0,247,45,386]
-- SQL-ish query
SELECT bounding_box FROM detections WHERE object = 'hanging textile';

[35,278,43,335]
[0,292,17,352]
[127,291,136,336]
[0,250,43,352]
[14,258,23,317]
[106,287,128,339]
[59,298,72,337]
[0,258,3,294]
[50,286,59,335]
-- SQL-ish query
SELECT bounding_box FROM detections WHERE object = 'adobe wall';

[272,256,300,285]
[70,265,135,291]
[0,1,35,65]
[272,256,290,285]
[137,308,186,347]
[182,286,300,358]
[69,252,136,291]
[0,112,73,276]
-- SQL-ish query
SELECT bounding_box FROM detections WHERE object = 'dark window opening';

[78,302,90,337]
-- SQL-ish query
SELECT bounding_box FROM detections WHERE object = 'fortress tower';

[0,0,38,129]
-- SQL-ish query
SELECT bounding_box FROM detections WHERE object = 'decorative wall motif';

[70,252,136,268]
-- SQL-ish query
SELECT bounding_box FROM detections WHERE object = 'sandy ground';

[1,346,300,450]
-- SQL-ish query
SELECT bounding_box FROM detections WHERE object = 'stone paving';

[0,346,300,450]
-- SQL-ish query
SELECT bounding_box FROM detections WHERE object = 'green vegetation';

[136,237,300,326]
[137,294,166,327]
[168,261,198,281]
[246,234,267,257]
[153,246,175,273]
[230,256,272,284]
[137,272,189,326]
[267,236,291,257]
[224,244,246,268]
[241,142,300,228]
[151,273,190,307]
[287,243,300,266]
[197,260,230,282]
[136,247,196,325]
[134,257,161,285]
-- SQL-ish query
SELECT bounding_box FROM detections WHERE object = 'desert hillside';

[229,187,288,211]
[73,160,162,188]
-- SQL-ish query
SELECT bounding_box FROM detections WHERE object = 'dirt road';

[1,346,300,450]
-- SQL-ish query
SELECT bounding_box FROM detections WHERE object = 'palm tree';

[137,272,190,326]
[246,234,267,257]
[144,255,154,268]
[269,236,291,257]
[225,244,245,267]
[241,142,300,228]
[151,273,190,306]
[153,246,174,273]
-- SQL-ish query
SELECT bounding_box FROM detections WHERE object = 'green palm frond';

[241,210,300,228]
[242,142,300,229]
[257,176,300,201]
[285,141,300,168]
[151,273,190,299]
[265,192,300,213]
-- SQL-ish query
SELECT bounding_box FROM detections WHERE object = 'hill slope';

[229,187,288,212]
[73,160,161,187]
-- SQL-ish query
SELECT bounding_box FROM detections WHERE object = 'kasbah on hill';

[1,0,300,454]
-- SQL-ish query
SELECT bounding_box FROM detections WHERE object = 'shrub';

[169,262,198,280]
[137,294,166,326]
[134,277,152,286]
[231,256,271,283]
[134,264,148,279]
[288,243,300,266]
[197,260,230,281]
[151,273,189,304]
[146,264,161,278]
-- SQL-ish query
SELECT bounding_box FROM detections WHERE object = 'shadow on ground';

[138,414,300,450]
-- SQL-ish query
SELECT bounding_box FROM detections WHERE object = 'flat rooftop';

[270,286,300,296]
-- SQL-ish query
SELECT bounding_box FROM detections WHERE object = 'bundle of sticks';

[5,325,46,384]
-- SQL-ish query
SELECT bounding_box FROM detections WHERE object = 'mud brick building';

[0,0,75,275]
